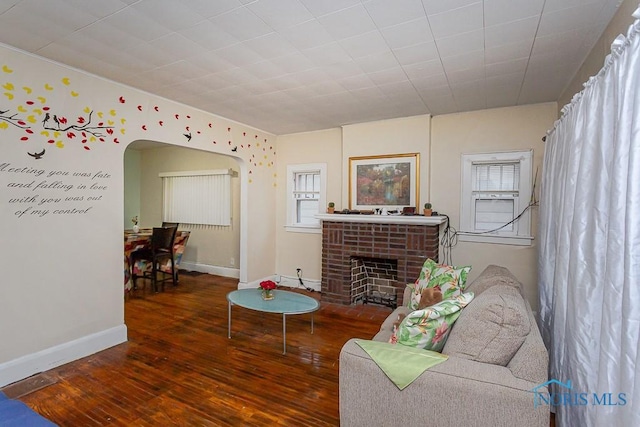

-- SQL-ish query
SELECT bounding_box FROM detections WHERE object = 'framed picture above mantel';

[348,153,419,211]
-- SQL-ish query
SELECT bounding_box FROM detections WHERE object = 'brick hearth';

[321,217,442,305]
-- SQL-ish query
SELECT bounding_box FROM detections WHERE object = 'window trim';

[459,150,533,246]
[285,163,327,234]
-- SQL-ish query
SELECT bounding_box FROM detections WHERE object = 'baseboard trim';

[0,324,127,388]
[179,262,240,279]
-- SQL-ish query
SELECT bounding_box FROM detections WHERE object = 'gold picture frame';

[348,153,420,211]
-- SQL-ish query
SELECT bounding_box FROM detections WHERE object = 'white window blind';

[160,169,234,226]
[472,162,520,232]
[294,171,320,225]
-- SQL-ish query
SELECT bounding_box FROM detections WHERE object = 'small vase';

[132,224,140,233]
[261,289,274,300]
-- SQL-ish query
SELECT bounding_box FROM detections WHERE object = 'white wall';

[123,149,141,229]
[275,128,342,281]
[430,103,557,311]
[0,44,276,386]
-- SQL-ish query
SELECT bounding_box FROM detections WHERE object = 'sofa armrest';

[339,339,549,427]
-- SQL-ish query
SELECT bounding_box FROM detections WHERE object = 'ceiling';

[0,0,623,135]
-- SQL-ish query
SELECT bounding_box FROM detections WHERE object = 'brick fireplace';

[320,215,444,306]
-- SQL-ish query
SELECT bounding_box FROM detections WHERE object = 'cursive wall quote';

[1,162,112,219]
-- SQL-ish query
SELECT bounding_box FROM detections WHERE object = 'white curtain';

[538,6,640,427]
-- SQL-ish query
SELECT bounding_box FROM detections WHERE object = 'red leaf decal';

[106,129,114,135]
[114,138,119,143]
[47,139,55,144]
[154,106,159,111]
[42,106,50,111]
[18,121,26,126]
[59,117,67,124]
[175,114,179,119]
[208,123,212,128]
[119,96,125,103]
[137,105,143,111]
[77,116,85,124]
[84,146,90,150]
[67,132,75,138]
[158,121,163,126]
[25,129,33,134]
[26,100,34,105]
[142,125,147,130]
[20,136,28,141]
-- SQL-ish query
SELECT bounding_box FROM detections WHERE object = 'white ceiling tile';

[323,60,365,79]
[364,0,426,29]
[436,29,484,58]
[184,0,243,18]
[392,41,439,66]
[339,31,391,59]
[485,58,528,78]
[149,33,208,61]
[104,8,172,42]
[214,43,265,68]
[446,67,485,84]
[485,16,539,49]
[538,3,603,36]
[185,50,236,74]
[441,50,484,73]
[247,0,315,31]
[299,0,362,18]
[355,50,402,73]
[209,7,274,41]
[367,67,409,85]
[402,59,445,79]
[485,40,533,64]
[179,20,239,51]
[132,0,203,31]
[243,33,298,59]
[380,17,434,49]
[338,74,376,90]
[421,0,479,16]
[427,2,483,39]
[424,94,458,114]
[415,82,451,98]
[280,19,335,50]
[303,42,352,66]
[484,0,545,27]
[318,4,377,40]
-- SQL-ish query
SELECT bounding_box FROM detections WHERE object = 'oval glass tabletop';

[227,288,319,314]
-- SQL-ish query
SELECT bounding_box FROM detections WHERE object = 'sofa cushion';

[393,292,474,352]
[443,285,530,366]
[465,264,524,297]
[406,259,471,310]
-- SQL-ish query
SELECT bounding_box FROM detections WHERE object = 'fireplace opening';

[350,257,398,308]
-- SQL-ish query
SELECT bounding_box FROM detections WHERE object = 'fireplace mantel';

[316,214,447,226]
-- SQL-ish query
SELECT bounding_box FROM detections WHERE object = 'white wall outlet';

[274,274,281,283]
[230,257,235,266]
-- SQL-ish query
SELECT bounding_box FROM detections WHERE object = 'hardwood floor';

[9,273,392,426]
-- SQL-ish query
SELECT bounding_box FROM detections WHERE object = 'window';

[286,163,327,233]
[459,150,533,246]
[160,169,236,226]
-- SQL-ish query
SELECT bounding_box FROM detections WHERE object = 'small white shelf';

[315,214,447,225]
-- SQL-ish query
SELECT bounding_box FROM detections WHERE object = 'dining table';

[123,228,191,292]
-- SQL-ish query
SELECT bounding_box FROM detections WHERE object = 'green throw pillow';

[394,292,474,352]
[406,259,471,310]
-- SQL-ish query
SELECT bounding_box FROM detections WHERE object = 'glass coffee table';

[227,288,320,354]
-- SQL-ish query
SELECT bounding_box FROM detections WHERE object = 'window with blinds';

[160,169,235,226]
[460,150,533,246]
[286,163,327,233]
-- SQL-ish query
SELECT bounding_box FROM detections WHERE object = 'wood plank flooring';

[10,274,392,426]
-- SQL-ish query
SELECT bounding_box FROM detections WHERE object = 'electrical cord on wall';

[296,268,314,292]
[440,214,457,265]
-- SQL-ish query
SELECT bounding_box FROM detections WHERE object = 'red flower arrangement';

[259,280,277,300]
[260,280,277,291]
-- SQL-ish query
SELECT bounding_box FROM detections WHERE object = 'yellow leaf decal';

[37,96,46,104]
[120,118,126,124]
[22,86,32,94]
[97,111,103,118]
[0,122,8,129]
[2,65,13,73]
[56,141,64,148]
[70,91,79,97]
[109,109,116,116]
[2,82,14,91]
[83,106,90,113]
[120,128,126,135]
[61,77,70,85]
[3,92,13,100]
[32,108,42,115]
[41,131,50,137]
[27,115,36,123]
[44,83,53,91]
[17,105,27,112]
[107,120,114,125]
[90,136,96,142]
[53,131,60,138]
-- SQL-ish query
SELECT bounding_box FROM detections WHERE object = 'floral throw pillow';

[406,259,472,310]
[392,292,475,352]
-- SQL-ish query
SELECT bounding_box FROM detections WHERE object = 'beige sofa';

[339,265,549,427]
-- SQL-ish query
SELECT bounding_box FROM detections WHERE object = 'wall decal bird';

[183,132,192,142]
[28,149,45,159]
[231,146,238,152]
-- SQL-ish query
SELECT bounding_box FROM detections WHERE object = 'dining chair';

[130,226,177,292]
